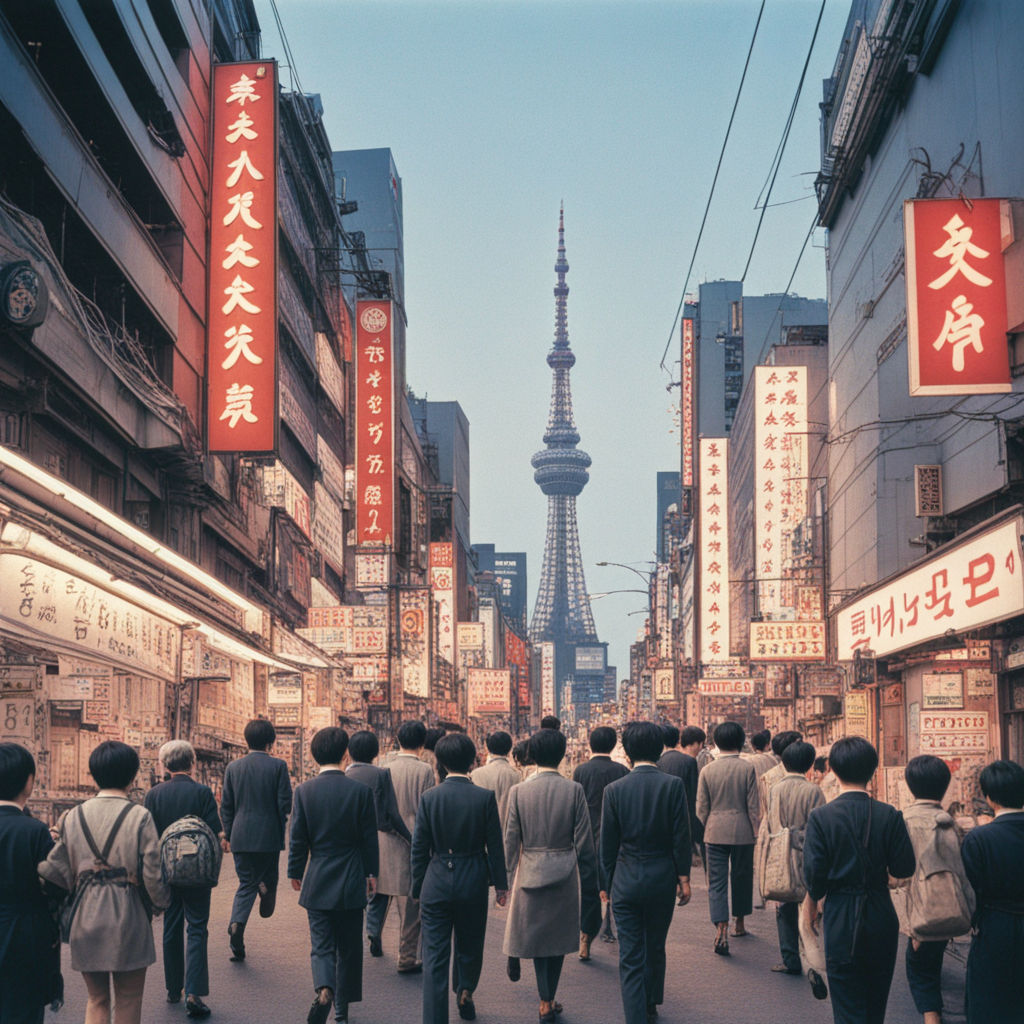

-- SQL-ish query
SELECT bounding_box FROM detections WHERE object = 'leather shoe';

[167,991,182,1004]
[507,956,521,982]
[807,968,828,1000]
[228,922,245,962]
[185,996,211,1019]
[257,880,276,919]
[368,934,383,957]
[771,964,802,975]
[578,932,591,961]
[334,1001,348,1024]
[457,989,476,1021]
[307,987,333,1024]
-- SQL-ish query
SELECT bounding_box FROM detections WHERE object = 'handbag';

[756,784,806,903]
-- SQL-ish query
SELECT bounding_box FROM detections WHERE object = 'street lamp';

[596,561,654,585]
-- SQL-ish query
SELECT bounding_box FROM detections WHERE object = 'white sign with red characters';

[699,438,730,663]
[905,198,1011,395]
[754,366,808,616]
[836,515,1024,660]
[207,62,278,453]
[430,543,455,665]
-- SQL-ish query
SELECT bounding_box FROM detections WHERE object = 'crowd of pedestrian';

[0,718,1022,1024]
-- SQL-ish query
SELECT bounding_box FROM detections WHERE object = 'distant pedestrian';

[678,726,707,867]
[144,740,223,1018]
[601,721,690,1024]
[540,716,561,731]
[502,729,599,1022]
[696,721,759,954]
[513,739,536,782]
[758,731,802,821]
[0,742,57,1024]
[802,736,915,1024]
[220,718,292,962]
[960,759,1024,1024]
[39,740,169,1024]
[748,730,776,778]
[471,731,519,829]
[573,725,629,954]
[288,727,378,1024]
[411,733,508,1024]
[423,729,446,783]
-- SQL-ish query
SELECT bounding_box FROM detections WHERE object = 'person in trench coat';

[502,728,599,1023]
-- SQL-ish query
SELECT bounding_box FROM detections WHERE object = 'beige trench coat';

[378,752,435,896]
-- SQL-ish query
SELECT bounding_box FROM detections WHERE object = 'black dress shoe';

[185,996,212,1018]
[334,1001,348,1024]
[457,989,476,1021]
[257,881,276,919]
[228,922,245,962]
[167,991,182,1004]
[507,956,521,982]
[368,933,383,957]
[307,988,333,1024]
[807,968,828,1000]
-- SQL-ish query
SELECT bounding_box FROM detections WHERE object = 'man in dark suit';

[220,718,292,961]
[144,740,223,1018]
[411,732,508,1024]
[289,727,378,1024]
[601,721,690,1024]
[573,724,629,953]
[345,730,412,958]
[658,724,703,900]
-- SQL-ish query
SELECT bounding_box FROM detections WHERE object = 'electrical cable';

[659,0,767,371]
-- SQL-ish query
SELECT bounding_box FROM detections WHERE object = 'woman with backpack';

[39,740,169,1024]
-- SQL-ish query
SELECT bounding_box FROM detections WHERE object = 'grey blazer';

[696,753,760,845]
[471,756,521,828]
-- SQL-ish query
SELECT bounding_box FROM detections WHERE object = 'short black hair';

[828,736,878,785]
[348,730,379,764]
[589,726,617,754]
[904,755,950,801]
[244,718,276,750]
[771,730,802,757]
[397,720,426,750]
[814,756,828,774]
[89,740,139,790]
[529,728,567,768]
[435,733,476,775]
[979,759,1024,809]
[661,724,680,749]
[680,725,706,748]
[0,742,35,801]
[540,716,561,731]
[714,721,745,753]
[782,740,816,775]
[751,729,771,752]
[424,728,445,752]
[485,731,513,757]
[311,727,349,765]
[512,738,533,767]
[622,721,663,763]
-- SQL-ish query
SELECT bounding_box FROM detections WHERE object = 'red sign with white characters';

[905,198,1010,395]
[355,301,395,544]
[207,61,278,452]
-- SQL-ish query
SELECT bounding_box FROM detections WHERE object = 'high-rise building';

[529,207,600,715]
[473,544,528,632]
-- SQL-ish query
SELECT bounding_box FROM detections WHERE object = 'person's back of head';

[540,715,561,731]
[781,740,816,775]
[770,729,802,758]
[89,740,139,790]
[978,759,1024,810]
[751,729,771,753]
[904,754,950,802]
[397,720,427,751]
[435,733,476,776]
[813,756,828,775]
[424,728,445,752]
[244,717,276,751]
[512,738,533,768]
[311,727,349,766]
[828,736,878,786]
[661,724,680,750]
[485,731,513,757]
[529,728,567,769]
[589,726,617,754]
[159,739,195,774]
[713,721,745,753]
[680,725,706,750]
[0,742,35,801]
[621,721,664,764]
[348,730,379,764]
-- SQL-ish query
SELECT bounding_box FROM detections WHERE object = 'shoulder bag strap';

[80,802,135,866]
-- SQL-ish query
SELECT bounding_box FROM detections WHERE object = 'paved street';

[55,858,965,1024]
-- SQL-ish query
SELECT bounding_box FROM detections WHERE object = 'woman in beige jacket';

[39,740,169,1024]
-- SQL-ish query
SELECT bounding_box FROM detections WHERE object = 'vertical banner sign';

[355,301,395,544]
[505,626,530,708]
[540,641,556,717]
[208,61,278,453]
[429,543,455,665]
[399,588,430,699]
[698,438,730,663]
[905,198,1010,396]
[754,366,808,616]
[681,317,695,488]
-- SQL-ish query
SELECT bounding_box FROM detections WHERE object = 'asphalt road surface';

[54,858,966,1023]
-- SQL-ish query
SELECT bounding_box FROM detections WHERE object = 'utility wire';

[740,0,828,283]
[659,0,767,371]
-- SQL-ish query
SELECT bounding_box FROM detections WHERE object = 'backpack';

[159,815,222,888]
[905,813,975,940]
[756,782,807,903]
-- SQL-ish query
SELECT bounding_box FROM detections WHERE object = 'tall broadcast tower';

[530,207,599,675]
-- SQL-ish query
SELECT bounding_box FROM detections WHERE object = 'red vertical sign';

[905,198,1010,395]
[355,300,395,544]
[207,61,278,452]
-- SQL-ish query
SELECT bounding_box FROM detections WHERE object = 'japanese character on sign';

[924,569,954,620]
[225,110,258,143]
[933,294,985,372]
[222,234,259,270]
[222,324,262,369]
[225,150,264,188]
[928,214,993,290]
[222,275,260,315]
[367,422,384,445]
[227,73,260,105]
[219,383,258,428]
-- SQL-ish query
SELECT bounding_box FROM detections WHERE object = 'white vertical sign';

[699,438,730,663]
[540,641,556,716]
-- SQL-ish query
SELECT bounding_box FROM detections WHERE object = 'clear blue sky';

[257,0,850,679]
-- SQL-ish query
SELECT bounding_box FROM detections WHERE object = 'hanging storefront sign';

[915,465,944,517]
[836,514,1024,660]
[467,667,511,715]
[749,621,826,661]
[905,198,1011,396]
[921,671,963,710]
[267,675,302,705]
[207,61,278,452]
[505,626,530,709]
[844,691,871,738]
[430,543,455,665]
[540,641,555,717]
[355,300,395,544]
[698,438,730,663]
[919,710,990,754]
[399,587,431,698]
[697,677,754,697]
[681,317,695,488]
[457,622,484,650]
[654,667,676,701]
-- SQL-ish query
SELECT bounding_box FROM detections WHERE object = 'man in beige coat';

[470,731,519,829]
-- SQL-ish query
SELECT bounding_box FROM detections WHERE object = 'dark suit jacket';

[657,749,699,841]
[410,776,507,901]
[220,750,292,852]
[288,770,379,911]
[345,762,412,841]
[600,765,690,899]
[573,755,629,844]
[144,774,222,837]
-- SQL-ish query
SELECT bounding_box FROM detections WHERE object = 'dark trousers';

[905,938,946,1014]
[533,956,564,1001]
[307,907,363,1018]
[776,901,801,972]
[826,927,899,1024]
[597,901,616,941]
[966,911,1024,1023]
[420,894,488,1024]
[705,843,754,923]
[613,890,675,1024]
[0,969,44,1024]
[230,851,279,925]
[365,892,389,938]
[162,885,212,997]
